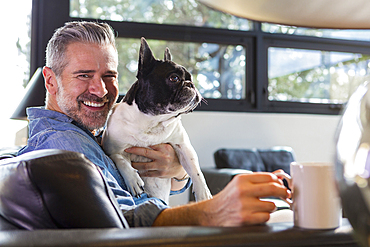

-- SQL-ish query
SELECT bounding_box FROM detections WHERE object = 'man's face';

[51,42,119,130]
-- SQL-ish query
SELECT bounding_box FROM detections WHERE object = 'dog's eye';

[169,75,180,83]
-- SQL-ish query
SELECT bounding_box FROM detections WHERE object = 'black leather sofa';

[0,149,360,247]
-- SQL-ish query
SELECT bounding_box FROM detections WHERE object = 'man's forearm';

[152,200,207,226]
[152,193,243,227]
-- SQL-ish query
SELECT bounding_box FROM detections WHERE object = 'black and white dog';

[102,38,212,204]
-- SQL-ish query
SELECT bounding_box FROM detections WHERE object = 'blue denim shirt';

[18,107,190,227]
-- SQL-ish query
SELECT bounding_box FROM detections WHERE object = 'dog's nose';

[184,81,194,89]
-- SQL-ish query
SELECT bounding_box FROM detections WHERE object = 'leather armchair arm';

[0,149,128,230]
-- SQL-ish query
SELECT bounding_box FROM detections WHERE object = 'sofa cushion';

[258,147,295,174]
[214,148,265,171]
[214,147,295,174]
[0,149,128,230]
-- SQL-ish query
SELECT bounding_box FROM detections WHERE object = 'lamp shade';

[199,0,370,29]
[11,68,45,120]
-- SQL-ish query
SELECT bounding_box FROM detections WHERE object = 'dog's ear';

[164,47,172,61]
[122,81,139,105]
[137,37,156,78]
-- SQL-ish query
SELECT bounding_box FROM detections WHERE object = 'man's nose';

[89,77,108,98]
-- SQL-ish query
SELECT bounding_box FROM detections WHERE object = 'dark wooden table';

[0,218,360,247]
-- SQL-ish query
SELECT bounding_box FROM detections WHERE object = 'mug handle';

[273,170,293,208]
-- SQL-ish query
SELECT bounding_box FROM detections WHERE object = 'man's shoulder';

[28,116,87,141]
[21,128,96,153]
[27,107,72,122]
[25,109,100,154]
[27,107,89,137]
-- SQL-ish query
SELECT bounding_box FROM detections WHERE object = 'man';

[19,21,291,227]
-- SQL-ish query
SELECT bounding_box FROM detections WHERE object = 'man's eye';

[104,74,117,79]
[104,76,117,84]
[169,75,180,83]
[78,74,90,79]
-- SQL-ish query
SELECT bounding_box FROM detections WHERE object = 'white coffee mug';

[290,162,342,229]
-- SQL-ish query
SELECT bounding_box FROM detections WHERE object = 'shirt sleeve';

[170,178,192,195]
[118,195,168,227]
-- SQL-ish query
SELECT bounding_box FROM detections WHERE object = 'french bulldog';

[102,38,212,204]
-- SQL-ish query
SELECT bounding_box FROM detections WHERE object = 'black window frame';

[31,0,370,115]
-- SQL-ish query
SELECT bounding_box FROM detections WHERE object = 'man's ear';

[43,66,58,95]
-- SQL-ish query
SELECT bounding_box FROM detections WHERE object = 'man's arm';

[153,172,291,227]
[124,144,292,226]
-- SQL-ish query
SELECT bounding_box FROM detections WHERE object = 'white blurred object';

[336,82,370,247]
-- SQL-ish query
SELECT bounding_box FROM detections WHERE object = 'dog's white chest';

[104,104,186,155]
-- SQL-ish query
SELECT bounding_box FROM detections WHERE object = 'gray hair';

[45,21,117,77]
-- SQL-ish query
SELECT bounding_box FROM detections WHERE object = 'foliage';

[70,0,251,29]
[269,53,370,103]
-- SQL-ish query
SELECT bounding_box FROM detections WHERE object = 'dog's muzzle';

[183,80,195,89]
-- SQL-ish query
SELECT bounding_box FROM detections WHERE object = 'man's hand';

[124,144,188,191]
[201,172,291,226]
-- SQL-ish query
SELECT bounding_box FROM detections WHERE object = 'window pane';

[268,47,370,103]
[116,38,246,99]
[70,0,252,31]
[0,0,31,147]
[262,23,370,42]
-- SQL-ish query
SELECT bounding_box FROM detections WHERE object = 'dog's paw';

[125,171,145,197]
[193,188,213,202]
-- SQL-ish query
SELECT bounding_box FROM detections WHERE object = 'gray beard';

[56,86,110,131]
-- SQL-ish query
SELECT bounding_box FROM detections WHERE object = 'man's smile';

[82,100,108,108]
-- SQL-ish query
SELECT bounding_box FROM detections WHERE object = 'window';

[116,38,246,99]
[31,0,370,115]
[268,48,370,104]
[70,0,249,100]
[0,0,31,147]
